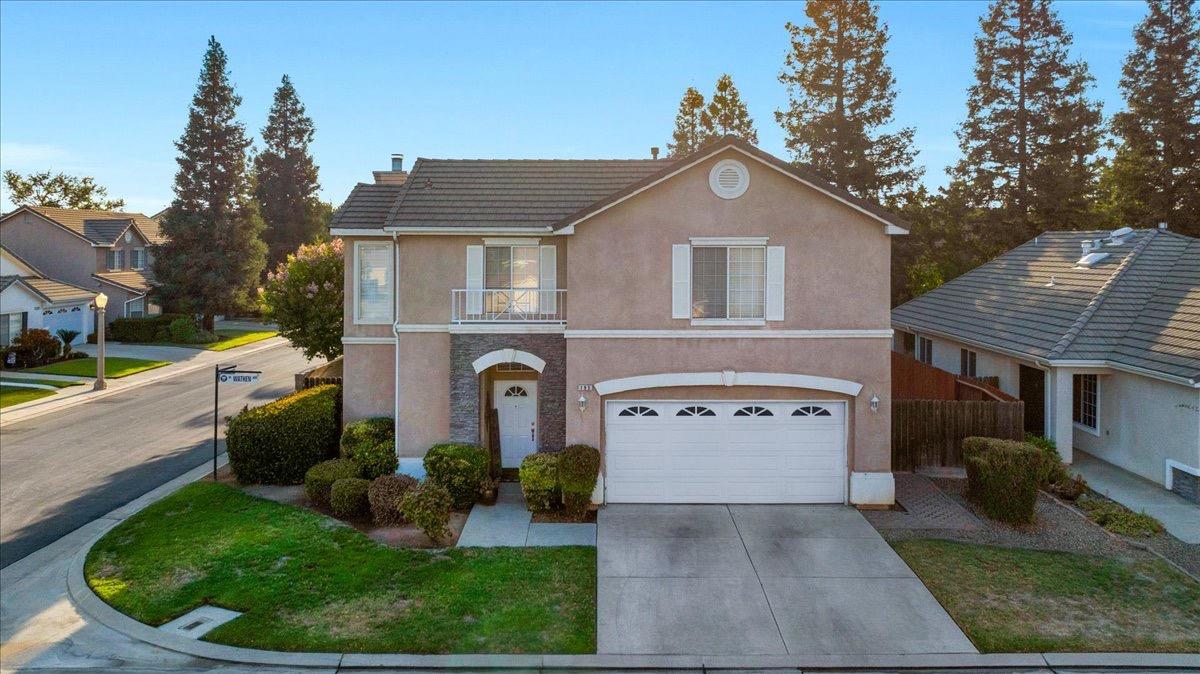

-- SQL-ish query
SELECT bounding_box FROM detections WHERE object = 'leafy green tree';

[153,36,266,330]
[667,86,707,158]
[254,75,325,271]
[3,170,125,210]
[776,0,922,205]
[703,74,758,145]
[948,0,1103,254]
[1105,0,1200,236]
[260,239,343,360]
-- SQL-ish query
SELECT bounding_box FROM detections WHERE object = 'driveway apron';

[597,504,976,655]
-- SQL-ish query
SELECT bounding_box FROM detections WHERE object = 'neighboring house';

[1,245,95,347]
[0,206,165,320]
[333,136,907,505]
[892,228,1200,503]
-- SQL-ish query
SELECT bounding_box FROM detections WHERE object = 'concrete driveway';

[597,504,976,655]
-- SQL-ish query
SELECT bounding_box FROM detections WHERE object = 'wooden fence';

[892,399,1025,470]
[892,352,1017,402]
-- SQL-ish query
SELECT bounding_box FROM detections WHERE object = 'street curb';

[0,338,287,426]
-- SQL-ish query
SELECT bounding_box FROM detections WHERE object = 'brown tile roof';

[23,277,95,303]
[330,183,407,230]
[22,206,166,245]
[93,270,153,293]
[893,229,1200,385]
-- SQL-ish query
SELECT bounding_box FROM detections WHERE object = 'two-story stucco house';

[332,136,906,505]
[0,206,165,321]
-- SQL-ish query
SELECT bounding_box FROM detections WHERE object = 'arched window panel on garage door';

[676,405,717,417]
[791,405,832,417]
[733,405,773,417]
[617,405,658,417]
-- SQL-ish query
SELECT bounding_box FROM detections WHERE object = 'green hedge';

[423,443,489,509]
[330,477,371,519]
[340,418,397,479]
[108,313,189,343]
[305,458,362,508]
[227,385,340,484]
[520,452,559,514]
[963,436,1040,524]
[559,445,600,521]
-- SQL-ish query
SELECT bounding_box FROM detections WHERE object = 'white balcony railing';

[451,288,566,323]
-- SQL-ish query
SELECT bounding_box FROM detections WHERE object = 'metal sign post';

[213,364,263,480]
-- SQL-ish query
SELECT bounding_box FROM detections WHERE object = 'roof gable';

[2,206,166,245]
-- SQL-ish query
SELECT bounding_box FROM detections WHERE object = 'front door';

[495,380,538,467]
[1019,365,1045,435]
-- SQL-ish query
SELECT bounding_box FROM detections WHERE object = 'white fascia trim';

[593,371,863,397]
[1049,359,1196,388]
[1165,459,1200,490]
[472,349,547,374]
[566,328,892,339]
[483,237,540,246]
[384,226,553,235]
[689,236,768,246]
[450,323,565,334]
[331,228,391,237]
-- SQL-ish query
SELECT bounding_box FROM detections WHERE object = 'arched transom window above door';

[503,385,529,397]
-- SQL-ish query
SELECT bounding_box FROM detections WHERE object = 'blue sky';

[0,1,1146,215]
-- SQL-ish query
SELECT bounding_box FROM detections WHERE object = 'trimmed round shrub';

[227,385,340,484]
[368,474,418,526]
[400,481,453,542]
[330,477,370,519]
[1024,433,1070,486]
[963,441,1039,524]
[423,443,489,509]
[559,444,600,521]
[305,458,362,508]
[340,418,397,479]
[519,451,559,514]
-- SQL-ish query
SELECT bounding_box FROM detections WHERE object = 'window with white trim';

[130,248,146,270]
[485,245,540,314]
[691,246,765,319]
[917,336,933,365]
[106,249,125,271]
[354,242,394,324]
[960,348,977,377]
[0,312,25,347]
[1073,374,1098,431]
[127,297,145,318]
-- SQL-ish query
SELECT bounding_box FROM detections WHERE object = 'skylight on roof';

[1075,252,1109,268]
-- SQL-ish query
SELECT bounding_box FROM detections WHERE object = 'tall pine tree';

[254,75,324,270]
[667,86,707,158]
[153,36,266,330]
[1104,0,1200,236]
[703,74,758,145]
[776,0,922,205]
[948,0,1103,253]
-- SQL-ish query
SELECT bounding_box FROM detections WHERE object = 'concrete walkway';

[597,504,975,656]
[1073,451,1200,544]
[457,483,596,547]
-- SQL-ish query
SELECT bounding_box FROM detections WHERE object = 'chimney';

[650,146,660,160]
[373,153,408,185]
[1159,222,1168,230]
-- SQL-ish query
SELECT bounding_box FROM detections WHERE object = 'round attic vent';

[709,159,749,199]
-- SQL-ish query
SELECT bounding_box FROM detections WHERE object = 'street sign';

[219,371,260,385]
[213,365,264,479]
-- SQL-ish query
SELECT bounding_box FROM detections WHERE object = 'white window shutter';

[766,246,785,321]
[466,245,484,315]
[671,244,691,319]
[539,245,557,314]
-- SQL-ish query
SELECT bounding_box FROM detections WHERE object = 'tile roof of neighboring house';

[22,276,96,303]
[892,228,1200,385]
[93,270,153,294]
[15,206,167,245]
[330,136,911,233]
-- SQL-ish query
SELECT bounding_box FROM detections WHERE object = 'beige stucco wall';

[0,212,97,289]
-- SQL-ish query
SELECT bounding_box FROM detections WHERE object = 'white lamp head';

[870,394,880,413]
[577,394,588,412]
[94,292,108,310]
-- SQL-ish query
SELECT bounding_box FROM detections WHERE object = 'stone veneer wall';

[449,333,566,450]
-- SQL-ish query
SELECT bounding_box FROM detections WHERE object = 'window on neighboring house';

[127,297,145,319]
[899,331,915,356]
[106,249,125,271]
[0,312,26,347]
[960,348,978,377]
[691,246,765,320]
[130,248,146,270]
[1073,374,1098,431]
[354,242,394,324]
[485,245,540,314]
[917,336,934,365]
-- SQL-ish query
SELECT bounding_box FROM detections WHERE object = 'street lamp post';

[93,292,108,391]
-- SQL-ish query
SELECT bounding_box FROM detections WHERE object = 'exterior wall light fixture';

[870,394,880,413]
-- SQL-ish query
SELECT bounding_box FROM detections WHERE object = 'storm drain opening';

[157,605,243,639]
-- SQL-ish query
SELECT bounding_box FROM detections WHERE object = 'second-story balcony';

[451,288,566,323]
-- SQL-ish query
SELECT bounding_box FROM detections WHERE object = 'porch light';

[577,393,589,413]
[870,394,880,413]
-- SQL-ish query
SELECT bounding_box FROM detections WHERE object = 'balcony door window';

[485,246,540,315]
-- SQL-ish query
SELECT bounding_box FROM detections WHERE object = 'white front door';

[495,380,538,467]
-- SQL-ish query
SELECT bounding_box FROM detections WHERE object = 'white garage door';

[605,400,847,504]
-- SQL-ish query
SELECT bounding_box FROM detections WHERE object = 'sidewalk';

[1073,451,1200,544]
[0,336,288,427]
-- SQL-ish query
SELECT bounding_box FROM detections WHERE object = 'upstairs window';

[130,248,146,270]
[354,242,393,324]
[106,249,125,271]
[691,246,765,320]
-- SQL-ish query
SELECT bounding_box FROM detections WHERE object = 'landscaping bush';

[1024,433,1070,486]
[1078,496,1164,537]
[368,474,418,526]
[8,328,61,367]
[520,451,559,513]
[423,443,489,509]
[226,385,340,484]
[559,444,600,521]
[108,314,189,343]
[340,417,397,479]
[55,329,80,356]
[304,458,362,508]
[400,481,452,542]
[166,316,215,344]
[329,477,370,519]
[1048,474,1089,501]
[962,438,1039,524]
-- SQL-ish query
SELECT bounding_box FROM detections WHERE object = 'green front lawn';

[204,329,277,351]
[0,385,57,408]
[27,357,169,378]
[86,482,596,654]
[893,539,1200,653]
[0,377,85,388]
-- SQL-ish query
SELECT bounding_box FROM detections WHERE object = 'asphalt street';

[0,343,317,568]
